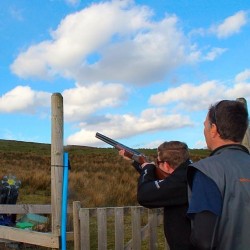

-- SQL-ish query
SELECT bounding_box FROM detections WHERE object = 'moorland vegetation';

[0,139,209,249]
[0,139,209,207]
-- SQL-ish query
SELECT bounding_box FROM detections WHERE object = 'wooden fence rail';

[0,204,74,248]
[73,201,169,250]
[0,203,169,249]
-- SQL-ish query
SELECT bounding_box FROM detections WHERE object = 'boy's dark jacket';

[133,159,193,250]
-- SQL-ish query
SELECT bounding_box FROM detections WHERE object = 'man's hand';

[119,149,132,161]
[119,149,154,167]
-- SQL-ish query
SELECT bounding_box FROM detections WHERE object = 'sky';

[0,0,250,150]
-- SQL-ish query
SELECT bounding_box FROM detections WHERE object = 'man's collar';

[210,144,249,156]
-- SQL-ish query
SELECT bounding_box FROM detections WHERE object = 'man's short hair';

[208,100,249,142]
[157,141,189,169]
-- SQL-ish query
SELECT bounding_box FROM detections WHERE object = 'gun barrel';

[95,132,141,155]
[96,132,118,147]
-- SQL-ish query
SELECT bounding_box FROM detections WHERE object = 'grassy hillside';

[0,139,209,207]
[0,140,210,249]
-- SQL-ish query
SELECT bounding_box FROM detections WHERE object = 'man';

[187,100,250,250]
[119,141,193,250]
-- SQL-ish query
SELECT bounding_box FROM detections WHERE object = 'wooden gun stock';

[155,167,170,179]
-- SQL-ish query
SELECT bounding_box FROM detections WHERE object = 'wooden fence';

[73,201,169,250]
[0,203,168,250]
[0,204,74,248]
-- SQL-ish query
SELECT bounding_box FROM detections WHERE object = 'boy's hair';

[157,141,189,169]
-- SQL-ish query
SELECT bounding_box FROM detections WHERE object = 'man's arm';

[188,169,222,250]
[137,163,188,208]
[131,160,143,174]
[190,211,218,250]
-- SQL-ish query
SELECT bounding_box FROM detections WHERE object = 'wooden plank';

[80,209,90,250]
[0,226,59,248]
[73,201,81,250]
[115,207,124,250]
[141,224,149,240]
[148,209,158,250]
[131,207,141,250]
[66,231,74,241]
[157,212,164,225]
[97,208,107,250]
[0,204,72,214]
[0,204,51,214]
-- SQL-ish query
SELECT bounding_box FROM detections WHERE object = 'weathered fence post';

[51,93,64,239]
[115,207,124,250]
[97,208,107,250]
[131,207,141,249]
[148,209,158,249]
[237,97,250,151]
[80,208,90,250]
[73,201,81,250]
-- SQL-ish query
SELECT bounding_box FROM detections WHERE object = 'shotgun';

[96,132,147,164]
[95,132,169,179]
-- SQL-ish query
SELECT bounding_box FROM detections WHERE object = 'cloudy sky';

[0,0,250,149]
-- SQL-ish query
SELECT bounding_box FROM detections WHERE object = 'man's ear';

[162,162,174,174]
[211,123,220,138]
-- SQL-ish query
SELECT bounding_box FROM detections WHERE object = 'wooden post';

[51,93,64,238]
[237,97,250,151]
[73,201,81,250]
[97,208,107,250]
[80,208,90,250]
[131,207,141,249]
[148,209,157,250]
[115,207,124,250]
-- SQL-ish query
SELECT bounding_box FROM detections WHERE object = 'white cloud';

[235,69,250,83]
[149,81,223,109]
[65,0,80,7]
[0,82,128,120]
[210,11,248,38]
[149,80,250,111]
[143,140,163,149]
[2,71,249,149]
[194,140,207,149]
[0,86,50,113]
[62,82,128,121]
[75,15,193,85]
[225,82,250,98]
[6,3,250,149]
[204,47,227,61]
[66,108,193,145]
[10,42,55,80]
[11,0,199,85]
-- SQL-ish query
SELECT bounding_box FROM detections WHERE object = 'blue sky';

[0,0,250,149]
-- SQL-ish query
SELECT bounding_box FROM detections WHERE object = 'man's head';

[204,100,249,150]
[157,141,189,172]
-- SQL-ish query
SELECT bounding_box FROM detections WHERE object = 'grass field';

[0,139,210,249]
[0,139,209,206]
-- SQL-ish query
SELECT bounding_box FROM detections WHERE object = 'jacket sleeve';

[137,163,188,208]
[190,211,218,250]
[131,160,143,174]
